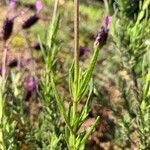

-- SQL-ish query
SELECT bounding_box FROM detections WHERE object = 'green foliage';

[110,0,150,149]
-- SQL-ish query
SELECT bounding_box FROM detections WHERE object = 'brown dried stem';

[74,0,79,90]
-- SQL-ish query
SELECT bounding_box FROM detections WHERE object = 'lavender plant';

[51,1,112,150]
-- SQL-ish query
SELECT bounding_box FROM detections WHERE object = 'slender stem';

[71,1,79,149]
[74,0,79,94]
[72,101,77,126]
[103,0,109,15]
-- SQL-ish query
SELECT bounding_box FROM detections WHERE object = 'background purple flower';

[22,15,39,29]
[2,18,14,41]
[79,47,91,58]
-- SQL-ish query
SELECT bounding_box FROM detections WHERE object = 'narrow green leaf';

[78,45,100,101]
[46,0,60,49]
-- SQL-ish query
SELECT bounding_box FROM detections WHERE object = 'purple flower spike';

[36,0,42,14]
[94,16,112,47]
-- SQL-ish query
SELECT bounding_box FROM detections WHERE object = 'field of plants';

[0,0,150,149]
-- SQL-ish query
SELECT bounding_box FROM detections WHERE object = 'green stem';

[72,101,77,130]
